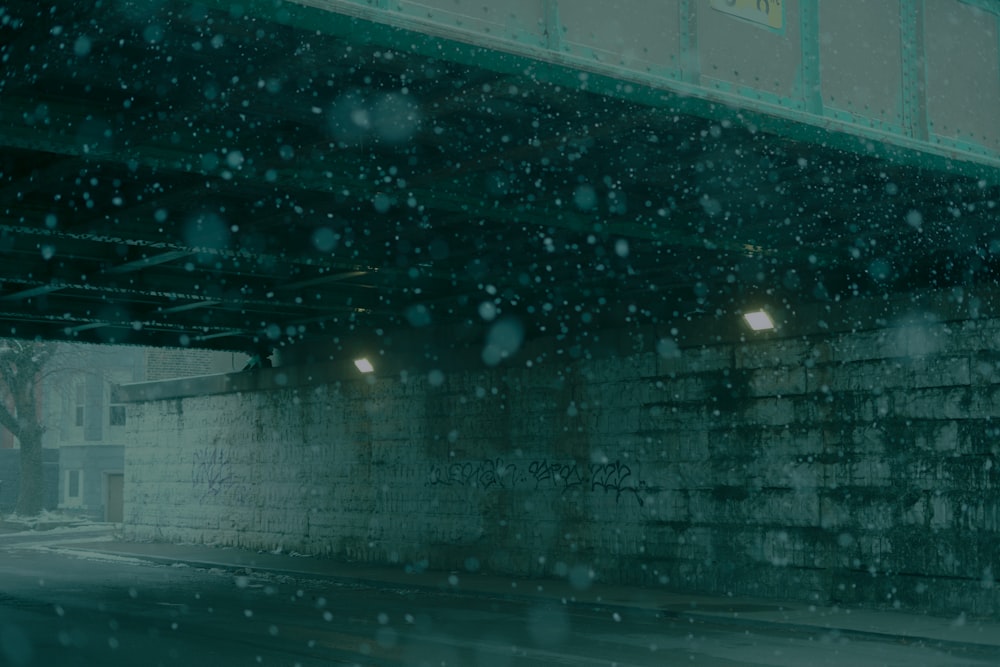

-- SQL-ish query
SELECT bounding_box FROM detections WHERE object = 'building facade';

[0,343,247,520]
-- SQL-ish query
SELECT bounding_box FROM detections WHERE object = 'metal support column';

[679,0,699,85]
[542,0,561,51]
[798,0,823,115]
[901,0,928,141]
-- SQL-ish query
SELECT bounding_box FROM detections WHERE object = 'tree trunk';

[14,425,44,516]
[0,339,54,517]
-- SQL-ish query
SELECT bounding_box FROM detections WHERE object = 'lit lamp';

[742,309,775,332]
[354,358,375,374]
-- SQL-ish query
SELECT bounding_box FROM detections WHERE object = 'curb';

[48,545,1000,657]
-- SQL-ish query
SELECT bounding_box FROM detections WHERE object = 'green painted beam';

[798,0,822,116]
[901,0,929,143]
[262,0,1000,183]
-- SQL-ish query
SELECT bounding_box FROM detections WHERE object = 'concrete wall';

[121,317,1000,615]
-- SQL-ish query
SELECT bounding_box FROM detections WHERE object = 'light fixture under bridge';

[742,309,775,332]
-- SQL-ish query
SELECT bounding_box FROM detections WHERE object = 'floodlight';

[354,358,375,373]
[743,309,775,331]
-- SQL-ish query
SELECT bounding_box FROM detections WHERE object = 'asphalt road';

[2,539,1000,667]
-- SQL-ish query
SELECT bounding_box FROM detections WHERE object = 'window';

[110,405,126,426]
[67,470,81,499]
[75,384,84,427]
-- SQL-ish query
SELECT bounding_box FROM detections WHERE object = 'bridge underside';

[1,0,999,355]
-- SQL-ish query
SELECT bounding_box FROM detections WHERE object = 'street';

[1,535,999,666]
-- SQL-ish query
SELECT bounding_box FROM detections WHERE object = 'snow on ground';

[0,510,110,536]
[38,547,154,567]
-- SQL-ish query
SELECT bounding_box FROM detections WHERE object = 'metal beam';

[275,0,1000,181]
[103,251,196,275]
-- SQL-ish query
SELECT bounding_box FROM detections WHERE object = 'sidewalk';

[52,537,1000,652]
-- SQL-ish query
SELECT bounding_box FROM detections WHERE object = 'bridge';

[6,0,1000,618]
[2,0,998,357]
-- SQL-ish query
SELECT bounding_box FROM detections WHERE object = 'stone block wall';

[123,318,1000,615]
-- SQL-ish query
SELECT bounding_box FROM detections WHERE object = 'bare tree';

[0,339,55,516]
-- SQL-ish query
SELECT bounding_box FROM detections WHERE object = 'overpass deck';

[0,0,998,353]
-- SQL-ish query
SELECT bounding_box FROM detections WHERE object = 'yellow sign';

[710,0,784,31]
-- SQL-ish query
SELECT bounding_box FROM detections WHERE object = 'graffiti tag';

[427,458,648,505]
[191,446,233,500]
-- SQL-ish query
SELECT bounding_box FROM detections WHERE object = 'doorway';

[106,473,124,523]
